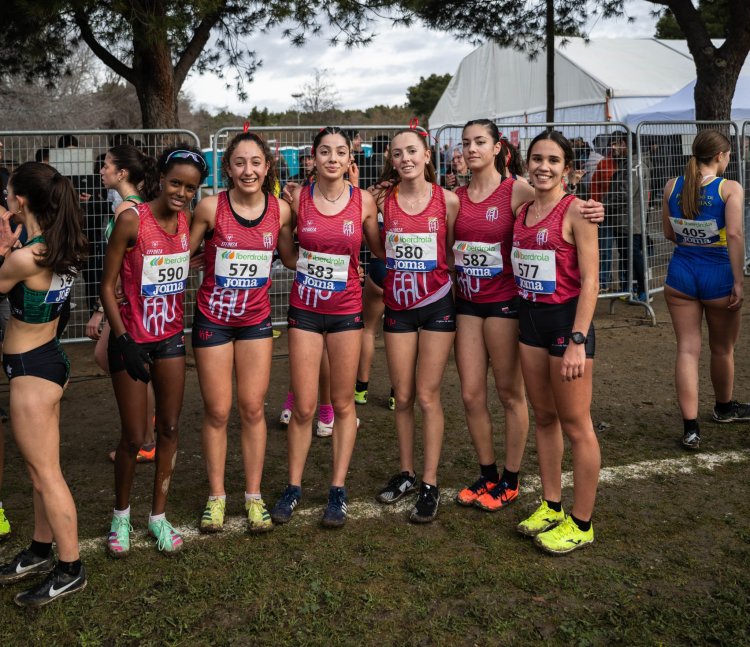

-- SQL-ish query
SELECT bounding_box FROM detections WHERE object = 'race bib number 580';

[385,232,438,272]
[141,252,190,296]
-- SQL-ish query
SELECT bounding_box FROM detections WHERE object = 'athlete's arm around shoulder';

[276,196,297,270]
[0,210,26,293]
[190,193,219,255]
[361,189,385,261]
[661,178,677,242]
[101,207,140,338]
[565,197,599,325]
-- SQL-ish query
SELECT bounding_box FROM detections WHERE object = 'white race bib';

[511,247,556,294]
[295,247,350,292]
[453,240,502,278]
[44,273,75,304]
[214,249,272,289]
[670,217,721,245]
[140,252,190,297]
[385,232,438,272]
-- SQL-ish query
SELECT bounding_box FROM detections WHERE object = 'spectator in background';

[345,129,367,188]
[583,134,608,196]
[34,148,50,165]
[445,145,470,190]
[591,132,629,292]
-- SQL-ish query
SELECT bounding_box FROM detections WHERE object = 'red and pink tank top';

[290,184,363,315]
[511,193,580,304]
[196,191,280,326]
[453,179,516,303]
[119,202,190,343]
[382,184,450,311]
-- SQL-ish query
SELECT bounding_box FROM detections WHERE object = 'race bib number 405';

[511,247,556,294]
[295,247,350,292]
[141,252,190,296]
[670,217,721,245]
[44,273,75,304]
[215,249,272,289]
[453,241,502,278]
[385,232,438,272]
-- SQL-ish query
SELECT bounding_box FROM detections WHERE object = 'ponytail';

[680,129,731,219]
[9,163,88,275]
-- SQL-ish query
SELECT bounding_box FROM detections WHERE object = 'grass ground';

[0,292,748,646]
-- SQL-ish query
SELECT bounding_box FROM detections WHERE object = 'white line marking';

[77,450,749,555]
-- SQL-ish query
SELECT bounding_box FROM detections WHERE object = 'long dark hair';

[526,130,574,168]
[681,129,731,219]
[221,132,277,195]
[9,162,88,276]
[108,144,160,200]
[378,129,437,186]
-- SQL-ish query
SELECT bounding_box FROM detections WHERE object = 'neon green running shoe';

[200,498,226,534]
[148,517,184,555]
[534,515,594,555]
[245,498,273,534]
[107,513,132,558]
[354,387,368,405]
[388,387,396,411]
[0,507,11,543]
[516,499,565,537]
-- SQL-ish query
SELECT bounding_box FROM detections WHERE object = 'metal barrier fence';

[635,121,742,308]
[0,129,202,342]
[434,122,650,317]
[743,121,750,274]
[209,125,417,326]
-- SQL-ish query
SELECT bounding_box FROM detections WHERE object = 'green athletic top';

[8,235,73,323]
[104,194,143,242]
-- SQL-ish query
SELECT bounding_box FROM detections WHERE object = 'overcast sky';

[182,2,659,115]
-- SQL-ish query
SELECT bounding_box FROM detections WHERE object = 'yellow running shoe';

[246,498,273,533]
[200,497,226,534]
[0,507,10,543]
[534,515,594,555]
[516,499,565,537]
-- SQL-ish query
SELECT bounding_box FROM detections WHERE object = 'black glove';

[115,332,153,383]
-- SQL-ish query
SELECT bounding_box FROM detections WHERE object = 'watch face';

[571,332,586,345]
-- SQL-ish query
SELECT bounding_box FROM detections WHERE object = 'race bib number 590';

[141,252,190,296]
[511,248,556,294]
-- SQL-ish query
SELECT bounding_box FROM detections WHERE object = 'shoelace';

[155,520,179,551]
[468,477,490,494]
[112,516,133,535]
[329,490,346,508]
[280,488,299,507]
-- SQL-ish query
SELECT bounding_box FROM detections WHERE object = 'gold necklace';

[318,182,347,203]
[399,184,431,210]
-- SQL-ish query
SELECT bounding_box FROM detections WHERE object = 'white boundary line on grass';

[78,449,749,554]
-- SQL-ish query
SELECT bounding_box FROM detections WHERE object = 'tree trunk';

[131,10,180,129]
[693,62,737,121]
[545,0,554,123]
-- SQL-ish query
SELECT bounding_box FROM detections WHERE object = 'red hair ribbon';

[243,121,250,133]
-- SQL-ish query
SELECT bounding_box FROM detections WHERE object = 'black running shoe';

[376,471,417,504]
[409,483,440,523]
[0,548,55,585]
[14,563,87,608]
[682,429,701,450]
[321,486,348,528]
[712,400,750,423]
[271,485,301,524]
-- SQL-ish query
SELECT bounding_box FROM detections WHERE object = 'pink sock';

[283,391,294,410]
[318,404,334,424]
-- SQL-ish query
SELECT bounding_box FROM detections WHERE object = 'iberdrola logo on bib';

[221,250,236,260]
[150,256,165,267]
[456,242,468,252]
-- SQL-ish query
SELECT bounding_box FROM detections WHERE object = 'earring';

[159,182,164,191]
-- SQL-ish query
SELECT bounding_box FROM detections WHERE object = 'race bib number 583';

[141,252,190,296]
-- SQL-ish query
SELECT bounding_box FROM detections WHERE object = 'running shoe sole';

[376,483,416,505]
[14,577,88,608]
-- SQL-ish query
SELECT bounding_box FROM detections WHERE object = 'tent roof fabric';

[430,38,704,129]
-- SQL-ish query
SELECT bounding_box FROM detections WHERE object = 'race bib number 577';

[511,247,556,294]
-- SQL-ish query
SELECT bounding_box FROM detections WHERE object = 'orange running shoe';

[474,480,519,512]
[455,476,497,507]
[136,444,156,462]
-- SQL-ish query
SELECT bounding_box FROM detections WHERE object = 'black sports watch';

[570,331,587,345]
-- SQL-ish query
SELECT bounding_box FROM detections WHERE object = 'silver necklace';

[318,182,347,203]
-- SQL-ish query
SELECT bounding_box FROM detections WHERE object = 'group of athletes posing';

[0,122,745,608]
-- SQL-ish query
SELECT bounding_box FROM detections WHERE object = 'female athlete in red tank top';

[374,129,459,524]
[190,132,295,533]
[101,145,207,555]
[271,127,384,528]
[511,131,601,555]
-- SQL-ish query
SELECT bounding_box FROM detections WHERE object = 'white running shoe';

[315,417,359,438]
[279,408,292,428]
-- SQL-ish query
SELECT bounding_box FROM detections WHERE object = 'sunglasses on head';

[166,149,207,170]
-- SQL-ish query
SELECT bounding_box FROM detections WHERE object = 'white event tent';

[430,37,703,129]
